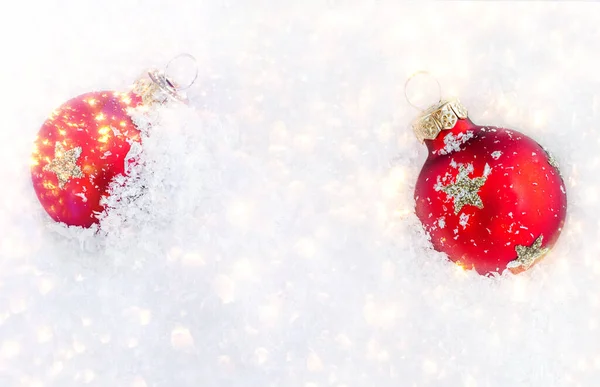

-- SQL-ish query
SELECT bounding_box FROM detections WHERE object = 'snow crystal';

[74,192,88,203]
[1,3,596,387]
[438,131,474,155]
[459,213,470,228]
[491,150,502,160]
[483,163,492,177]
[438,217,446,229]
[110,126,123,136]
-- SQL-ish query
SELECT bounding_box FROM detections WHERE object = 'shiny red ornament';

[413,99,567,275]
[31,91,143,227]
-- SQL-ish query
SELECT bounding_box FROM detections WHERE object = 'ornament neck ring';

[404,71,442,112]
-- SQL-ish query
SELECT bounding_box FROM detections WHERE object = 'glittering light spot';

[366,339,389,362]
[131,376,147,387]
[382,166,406,199]
[98,126,111,135]
[255,347,269,364]
[37,277,54,295]
[73,340,85,354]
[422,359,438,374]
[363,298,398,328]
[532,109,547,128]
[454,262,468,276]
[127,338,139,348]
[294,133,315,152]
[171,326,194,350]
[226,200,254,228]
[37,326,53,343]
[95,113,106,121]
[464,374,477,387]
[584,187,598,204]
[87,98,97,106]
[335,334,352,349]
[232,258,254,279]
[49,361,63,376]
[213,275,236,304]
[180,251,205,267]
[42,181,57,190]
[381,260,395,281]
[23,378,43,387]
[167,247,182,262]
[218,355,232,368]
[512,276,529,302]
[306,352,324,372]
[0,340,21,358]
[139,309,151,325]
[295,237,317,259]
[98,126,112,143]
[594,356,600,370]
[81,369,95,383]
[125,307,152,326]
[9,296,28,314]
[259,297,282,327]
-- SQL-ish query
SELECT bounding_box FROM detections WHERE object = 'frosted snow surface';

[1,1,600,386]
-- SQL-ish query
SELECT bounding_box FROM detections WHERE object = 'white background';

[1,1,600,386]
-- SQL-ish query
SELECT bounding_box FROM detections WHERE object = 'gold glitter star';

[441,165,487,214]
[43,142,84,189]
[507,235,550,270]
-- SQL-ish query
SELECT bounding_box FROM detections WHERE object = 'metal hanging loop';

[404,71,442,112]
[164,53,199,91]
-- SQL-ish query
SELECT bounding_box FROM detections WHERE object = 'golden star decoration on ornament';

[438,164,488,214]
[42,142,84,189]
[507,235,550,271]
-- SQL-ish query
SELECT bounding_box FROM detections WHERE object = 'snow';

[437,131,474,155]
[459,213,470,229]
[484,163,492,177]
[437,217,446,229]
[0,1,599,386]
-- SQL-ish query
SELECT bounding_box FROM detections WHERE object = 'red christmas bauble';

[413,100,567,275]
[31,91,143,227]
